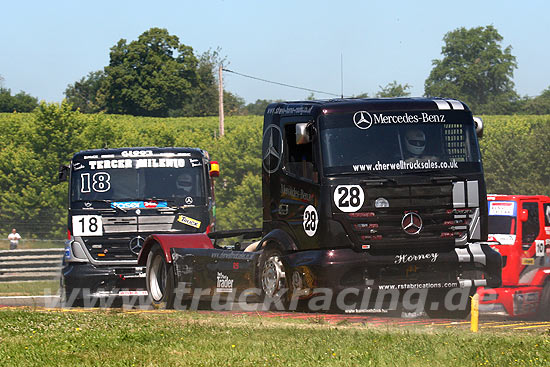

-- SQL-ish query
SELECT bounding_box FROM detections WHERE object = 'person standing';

[8,228,21,250]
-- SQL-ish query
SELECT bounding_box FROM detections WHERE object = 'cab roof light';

[209,161,220,177]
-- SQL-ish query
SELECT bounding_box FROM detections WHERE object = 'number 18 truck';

[59,147,219,304]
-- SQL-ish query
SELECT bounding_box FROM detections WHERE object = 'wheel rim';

[262,254,285,298]
[149,254,166,302]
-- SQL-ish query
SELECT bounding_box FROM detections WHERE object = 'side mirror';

[58,165,69,182]
[519,209,528,222]
[209,161,220,177]
[296,123,311,145]
[473,116,483,139]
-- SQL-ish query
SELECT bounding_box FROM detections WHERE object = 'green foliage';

[0,88,38,112]
[424,26,518,114]
[480,115,550,196]
[376,81,411,98]
[244,99,274,115]
[64,71,106,113]
[520,87,550,114]
[100,28,199,117]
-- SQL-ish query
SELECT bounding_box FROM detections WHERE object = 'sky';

[1,0,549,105]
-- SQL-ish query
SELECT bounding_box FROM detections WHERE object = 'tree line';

[2,26,550,115]
[0,105,548,239]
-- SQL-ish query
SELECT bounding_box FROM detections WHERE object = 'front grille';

[335,183,472,250]
[83,214,181,261]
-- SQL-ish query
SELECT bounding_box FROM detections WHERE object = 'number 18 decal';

[72,215,103,236]
[303,205,319,237]
[334,185,364,212]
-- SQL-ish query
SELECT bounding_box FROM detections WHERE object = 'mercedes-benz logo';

[129,236,145,255]
[353,111,373,130]
[185,196,193,205]
[262,125,283,174]
[401,212,423,235]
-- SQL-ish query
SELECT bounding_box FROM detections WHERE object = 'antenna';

[340,53,344,99]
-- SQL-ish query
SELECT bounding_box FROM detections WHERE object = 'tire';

[538,282,550,321]
[424,288,473,319]
[146,243,176,309]
[260,249,289,309]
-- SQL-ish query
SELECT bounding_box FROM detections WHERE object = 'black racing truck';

[138,98,502,318]
[59,147,219,305]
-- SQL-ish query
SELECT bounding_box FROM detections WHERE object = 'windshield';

[487,201,517,234]
[319,110,481,175]
[70,155,206,206]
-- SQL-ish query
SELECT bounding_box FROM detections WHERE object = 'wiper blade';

[360,172,396,185]
[74,199,127,213]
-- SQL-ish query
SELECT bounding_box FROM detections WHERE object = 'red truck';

[478,195,550,319]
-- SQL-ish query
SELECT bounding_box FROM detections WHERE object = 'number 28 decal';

[333,185,364,212]
[303,205,319,237]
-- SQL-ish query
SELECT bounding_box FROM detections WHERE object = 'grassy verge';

[0,281,59,296]
[0,239,65,250]
[0,309,548,366]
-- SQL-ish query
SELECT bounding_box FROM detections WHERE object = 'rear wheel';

[146,244,175,309]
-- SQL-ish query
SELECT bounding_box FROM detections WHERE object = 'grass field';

[0,281,59,296]
[0,308,548,366]
[0,239,64,250]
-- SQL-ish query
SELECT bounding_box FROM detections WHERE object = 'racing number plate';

[72,215,103,236]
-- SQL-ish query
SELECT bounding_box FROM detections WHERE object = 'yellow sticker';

[177,215,201,229]
[521,258,535,265]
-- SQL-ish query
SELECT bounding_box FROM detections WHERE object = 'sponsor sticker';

[522,258,535,265]
[488,201,517,216]
[394,252,439,264]
[112,201,168,209]
[216,272,234,293]
[118,290,148,296]
[177,215,201,229]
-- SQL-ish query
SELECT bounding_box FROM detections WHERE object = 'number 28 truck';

[59,147,219,304]
[137,98,502,318]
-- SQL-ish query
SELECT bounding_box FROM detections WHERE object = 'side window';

[521,202,540,246]
[283,123,318,183]
[544,203,550,227]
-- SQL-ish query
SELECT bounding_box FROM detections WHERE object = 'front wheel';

[146,243,175,309]
[538,283,550,321]
[260,249,289,309]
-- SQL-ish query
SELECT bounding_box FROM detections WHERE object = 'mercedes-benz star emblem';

[262,125,283,174]
[401,212,423,235]
[353,111,373,130]
[129,236,145,255]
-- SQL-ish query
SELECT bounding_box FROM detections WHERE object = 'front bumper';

[62,262,147,302]
[283,243,502,294]
[477,286,542,317]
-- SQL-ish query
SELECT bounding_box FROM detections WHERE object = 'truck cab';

[478,195,550,318]
[60,147,217,304]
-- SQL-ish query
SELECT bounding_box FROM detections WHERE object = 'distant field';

[0,308,548,366]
